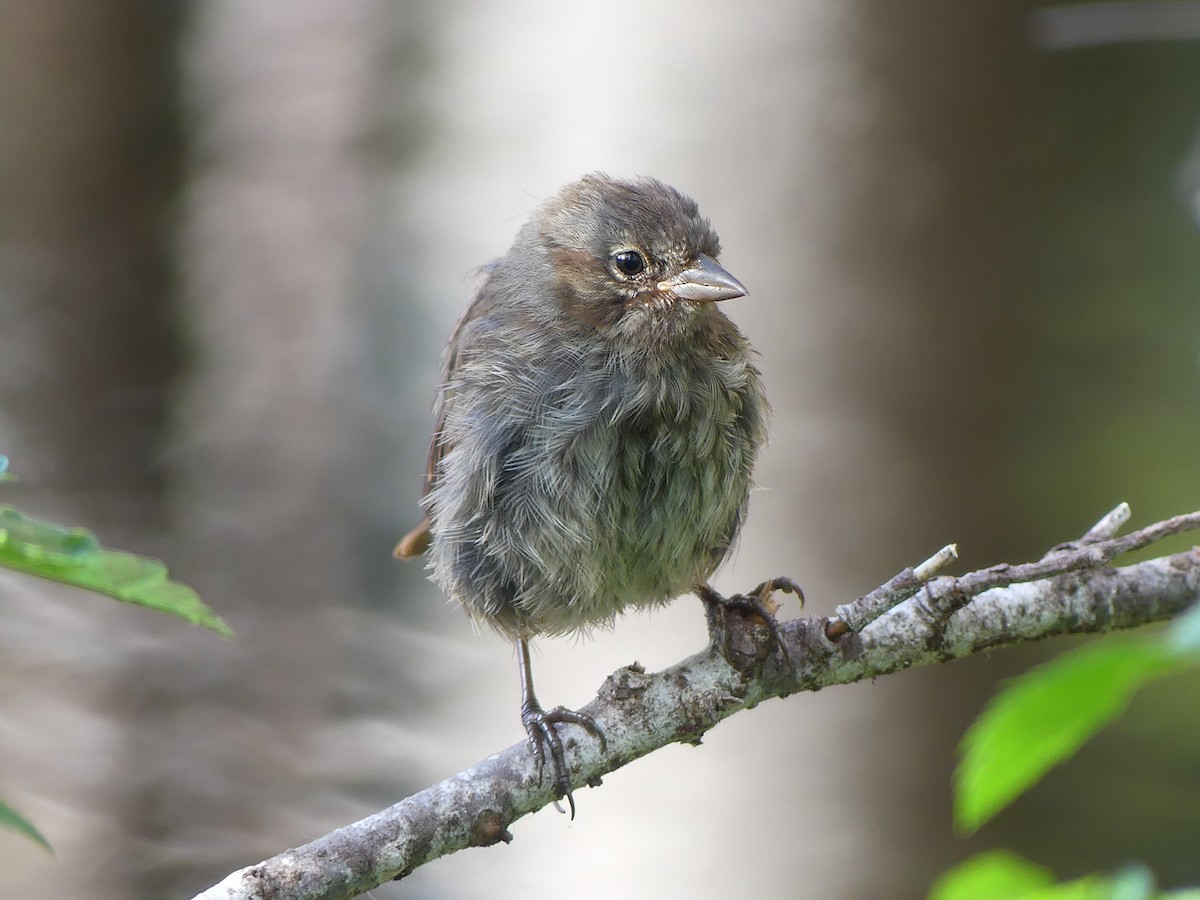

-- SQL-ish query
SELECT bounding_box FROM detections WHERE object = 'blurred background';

[2,2,1199,898]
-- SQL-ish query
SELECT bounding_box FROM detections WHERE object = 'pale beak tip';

[660,253,747,303]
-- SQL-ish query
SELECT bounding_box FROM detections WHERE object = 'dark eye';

[611,249,646,277]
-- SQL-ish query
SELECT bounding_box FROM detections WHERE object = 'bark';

[191,505,1200,900]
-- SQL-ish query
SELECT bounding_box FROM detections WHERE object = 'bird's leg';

[697,577,803,670]
[517,636,607,819]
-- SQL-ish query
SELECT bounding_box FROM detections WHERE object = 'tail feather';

[394,516,432,559]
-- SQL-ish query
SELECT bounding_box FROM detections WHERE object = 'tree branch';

[192,505,1200,900]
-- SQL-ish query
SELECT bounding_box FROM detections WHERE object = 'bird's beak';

[658,254,748,303]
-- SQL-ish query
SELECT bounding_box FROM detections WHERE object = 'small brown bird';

[397,174,772,814]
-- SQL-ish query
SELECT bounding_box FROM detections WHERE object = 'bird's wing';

[394,261,501,559]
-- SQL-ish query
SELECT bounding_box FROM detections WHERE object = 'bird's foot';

[698,577,803,670]
[521,701,607,819]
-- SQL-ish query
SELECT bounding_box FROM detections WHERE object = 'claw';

[521,702,606,819]
[750,576,805,608]
[517,637,607,819]
[697,577,800,670]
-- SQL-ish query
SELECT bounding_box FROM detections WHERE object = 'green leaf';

[0,800,52,852]
[930,850,1055,899]
[0,456,12,482]
[929,850,1116,900]
[955,637,1185,833]
[0,505,232,637]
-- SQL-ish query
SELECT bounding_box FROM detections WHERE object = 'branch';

[192,505,1200,900]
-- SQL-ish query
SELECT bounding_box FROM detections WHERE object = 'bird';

[396,173,779,816]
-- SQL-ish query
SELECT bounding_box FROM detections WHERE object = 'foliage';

[931,851,1200,900]
[0,801,52,854]
[955,604,1200,833]
[0,459,231,637]
[0,455,232,851]
[942,600,1200,897]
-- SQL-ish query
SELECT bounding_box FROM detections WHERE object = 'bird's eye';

[611,250,646,277]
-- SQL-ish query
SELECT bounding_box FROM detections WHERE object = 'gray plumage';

[410,174,769,640]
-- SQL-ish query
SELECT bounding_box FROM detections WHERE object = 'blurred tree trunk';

[113,4,379,897]
[0,1,181,526]
[0,4,184,898]
[749,3,1043,894]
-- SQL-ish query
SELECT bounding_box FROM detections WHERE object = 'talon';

[521,702,605,819]
[751,576,805,608]
[516,636,607,819]
[697,580,798,670]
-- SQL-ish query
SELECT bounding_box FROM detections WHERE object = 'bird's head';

[521,174,747,336]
